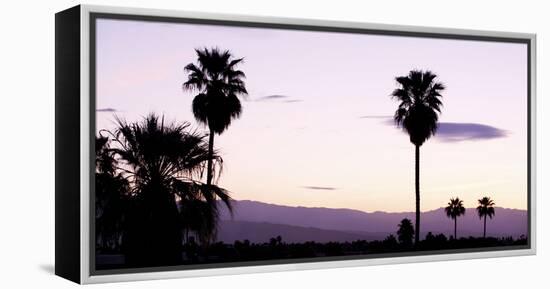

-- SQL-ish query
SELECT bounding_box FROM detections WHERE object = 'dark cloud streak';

[255,94,303,103]
[256,94,290,101]
[435,122,508,142]
[302,186,337,191]
[379,120,507,142]
[96,108,117,112]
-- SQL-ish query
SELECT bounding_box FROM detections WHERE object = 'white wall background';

[0,0,546,287]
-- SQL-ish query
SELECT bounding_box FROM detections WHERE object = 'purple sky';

[95,18,528,212]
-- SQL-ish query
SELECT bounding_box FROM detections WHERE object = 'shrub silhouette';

[397,218,415,248]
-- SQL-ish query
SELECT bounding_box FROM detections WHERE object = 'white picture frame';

[55,4,536,284]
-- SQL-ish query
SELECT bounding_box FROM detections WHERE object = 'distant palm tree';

[109,113,232,266]
[476,197,496,238]
[445,197,466,239]
[183,47,248,187]
[391,70,445,244]
[397,218,415,248]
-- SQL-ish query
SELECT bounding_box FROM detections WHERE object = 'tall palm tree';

[391,70,445,244]
[183,47,248,187]
[476,196,496,238]
[109,113,232,266]
[445,197,466,239]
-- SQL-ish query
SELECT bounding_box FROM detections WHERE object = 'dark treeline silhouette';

[97,233,526,270]
[198,234,526,264]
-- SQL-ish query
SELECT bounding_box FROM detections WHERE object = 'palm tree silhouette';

[109,113,232,266]
[95,134,129,251]
[476,196,495,238]
[445,197,466,239]
[397,218,415,248]
[391,70,445,244]
[178,187,232,245]
[183,47,248,187]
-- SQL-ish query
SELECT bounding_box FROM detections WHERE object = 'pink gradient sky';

[95,18,528,213]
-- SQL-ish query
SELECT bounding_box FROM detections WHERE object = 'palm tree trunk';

[454,218,457,239]
[207,129,215,186]
[483,215,487,238]
[415,145,420,244]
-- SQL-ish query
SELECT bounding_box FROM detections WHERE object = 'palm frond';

[445,197,466,219]
[184,47,247,134]
[390,69,445,146]
[477,196,496,219]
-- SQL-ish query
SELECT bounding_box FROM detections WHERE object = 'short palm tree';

[391,70,445,244]
[397,218,415,248]
[445,197,466,239]
[183,47,248,187]
[109,113,232,266]
[476,196,496,238]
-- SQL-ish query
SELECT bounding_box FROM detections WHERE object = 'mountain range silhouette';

[216,200,527,243]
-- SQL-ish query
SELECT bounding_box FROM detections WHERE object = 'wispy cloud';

[256,94,291,101]
[254,94,303,103]
[302,186,337,191]
[96,108,118,112]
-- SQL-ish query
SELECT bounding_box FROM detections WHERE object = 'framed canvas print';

[55,4,536,284]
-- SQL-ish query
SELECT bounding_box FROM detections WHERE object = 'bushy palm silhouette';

[106,113,232,266]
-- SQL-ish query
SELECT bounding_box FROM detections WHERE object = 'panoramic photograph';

[93,17,529,270]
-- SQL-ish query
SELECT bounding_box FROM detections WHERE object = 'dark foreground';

[96,234,527,270]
